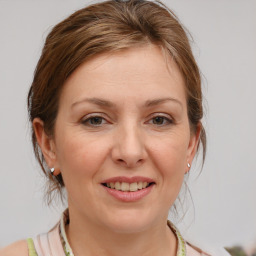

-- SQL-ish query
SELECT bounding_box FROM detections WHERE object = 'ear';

[33,118,61,175]
[186,123,202,171]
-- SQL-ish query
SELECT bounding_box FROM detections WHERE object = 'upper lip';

[101,176,155,184]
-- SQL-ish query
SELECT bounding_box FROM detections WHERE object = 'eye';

[150,115,173,126]
[81,115,107,126]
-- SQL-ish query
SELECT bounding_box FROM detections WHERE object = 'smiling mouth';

[102,182,155,192]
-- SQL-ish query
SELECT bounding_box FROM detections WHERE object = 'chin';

[102,208,160,234]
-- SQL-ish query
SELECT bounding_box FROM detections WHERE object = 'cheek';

[149,133,189,202]
[156,152,186,207]
[150,133,189,174]
[55,132,110,182]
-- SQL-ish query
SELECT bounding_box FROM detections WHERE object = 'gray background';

[0,0,255,249]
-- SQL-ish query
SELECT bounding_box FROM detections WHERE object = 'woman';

[1,0,229,255]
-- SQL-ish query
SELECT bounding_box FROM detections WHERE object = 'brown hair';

[28,0,206,203]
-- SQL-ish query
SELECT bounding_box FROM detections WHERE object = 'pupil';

[153,117,164,125]
[91,117,102,125]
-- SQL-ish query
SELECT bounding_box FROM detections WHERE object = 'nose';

[111,123,147,168]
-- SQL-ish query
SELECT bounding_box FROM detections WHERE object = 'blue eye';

[82,116,106,126]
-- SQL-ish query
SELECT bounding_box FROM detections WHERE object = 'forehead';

[59,45,186,107]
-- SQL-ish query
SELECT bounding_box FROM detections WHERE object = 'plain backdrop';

[0,0,256,249]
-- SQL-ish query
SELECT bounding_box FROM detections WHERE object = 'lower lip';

[102,184,154,202]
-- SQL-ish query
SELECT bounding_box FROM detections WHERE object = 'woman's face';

[43,45,199,233]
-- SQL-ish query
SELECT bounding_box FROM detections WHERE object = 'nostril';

[116,158,144,168]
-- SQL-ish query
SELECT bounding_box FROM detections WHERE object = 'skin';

[2,44,200,256]
[0,240,28,256]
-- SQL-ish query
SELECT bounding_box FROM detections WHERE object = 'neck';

[65,209,177,256]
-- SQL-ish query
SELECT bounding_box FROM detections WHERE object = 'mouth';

[100,176,155,202]
[101,181,155,192]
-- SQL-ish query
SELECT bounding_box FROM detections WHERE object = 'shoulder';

[186,242,211,256]
[0,240,28,256]
[186,241,231,256]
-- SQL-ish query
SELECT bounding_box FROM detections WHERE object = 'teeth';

[121,182,129,191]
[105,181,150,192]
[142,182,147,189]
[115,181,121,190]
[130,182,138,192]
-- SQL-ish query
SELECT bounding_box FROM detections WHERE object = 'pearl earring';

[50,167,55,175]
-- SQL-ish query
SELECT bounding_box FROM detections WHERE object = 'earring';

[185,163,191,174]
[50,167,55,175]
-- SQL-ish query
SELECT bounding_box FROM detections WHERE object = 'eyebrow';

[71,97,115,109]
[145,97,182,108]
[71,97,182,109]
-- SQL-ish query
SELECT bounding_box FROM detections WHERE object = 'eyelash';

[148,115,173,126]
[81,115,107,127]
[81,114,174,127]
